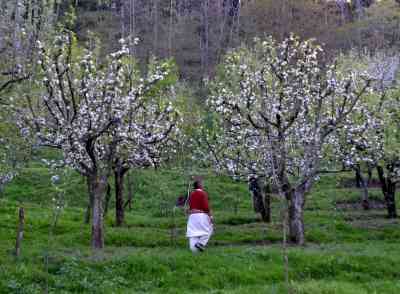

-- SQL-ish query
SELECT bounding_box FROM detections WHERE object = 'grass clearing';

[1,167,400,293]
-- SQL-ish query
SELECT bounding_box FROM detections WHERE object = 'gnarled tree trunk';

[377,165,397,218]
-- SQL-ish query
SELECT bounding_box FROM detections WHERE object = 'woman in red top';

[186,180,213,252]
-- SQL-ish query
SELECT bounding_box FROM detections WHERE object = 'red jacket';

[189,189,210,213]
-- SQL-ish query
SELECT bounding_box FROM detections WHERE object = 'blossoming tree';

[208,35,372,244]
[376,90,400,218]
[194,115,272,221]
[331,109,384,210]
[332,51,400,217]
[366,53,400,218]
[0,0,55,191]
[15,31,177,248]
[0,0,54,102]
[110,62,179,226]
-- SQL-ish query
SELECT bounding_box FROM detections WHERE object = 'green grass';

[1,167,400,293]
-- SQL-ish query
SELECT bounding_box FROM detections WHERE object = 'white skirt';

[186,213,213,238]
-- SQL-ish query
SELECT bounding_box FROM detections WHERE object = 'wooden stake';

[15,207,25,258]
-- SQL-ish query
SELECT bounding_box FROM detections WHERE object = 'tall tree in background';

[0,0,55,103]
[200,0,210,79]
[0,0,55,193]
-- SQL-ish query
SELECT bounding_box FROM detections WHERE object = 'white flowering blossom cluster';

[112,69,178,172]
[208,35,371,192]
[15,32,178,181]
[330,110,384,168]
[194,115,271,181]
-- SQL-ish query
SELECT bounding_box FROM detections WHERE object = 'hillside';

[67,0,400,83]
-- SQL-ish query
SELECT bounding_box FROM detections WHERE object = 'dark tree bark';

[124,172,134,210]
[355,168,362,188]
[367,165,373,185]
[264,181,272,223]
[249,177,270,222]
[377,165,397,218]
[114,167,129,226]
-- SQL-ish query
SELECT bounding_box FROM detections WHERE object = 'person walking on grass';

[186,180,213,252]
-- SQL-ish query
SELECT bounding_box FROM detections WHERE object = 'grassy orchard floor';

[0,167,400,293]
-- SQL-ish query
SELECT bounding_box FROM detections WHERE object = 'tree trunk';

[200,0,210,79]
[367,166,373,185]
[152,0,159,55]
[287,188,305,245]
[386,181,397,218]
[355,166,369,210]
[114,168,128,227]
[85,177,94,224]
[103,183,112,216]
[124,172,134,210]
[377,165,397,218]
[355,168,362,188]
[264,181,272,223]
[89,174,107,249]
[249,177,269,222]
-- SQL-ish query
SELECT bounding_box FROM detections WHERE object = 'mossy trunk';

[287,188,305,245]
[88,174,107,249]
